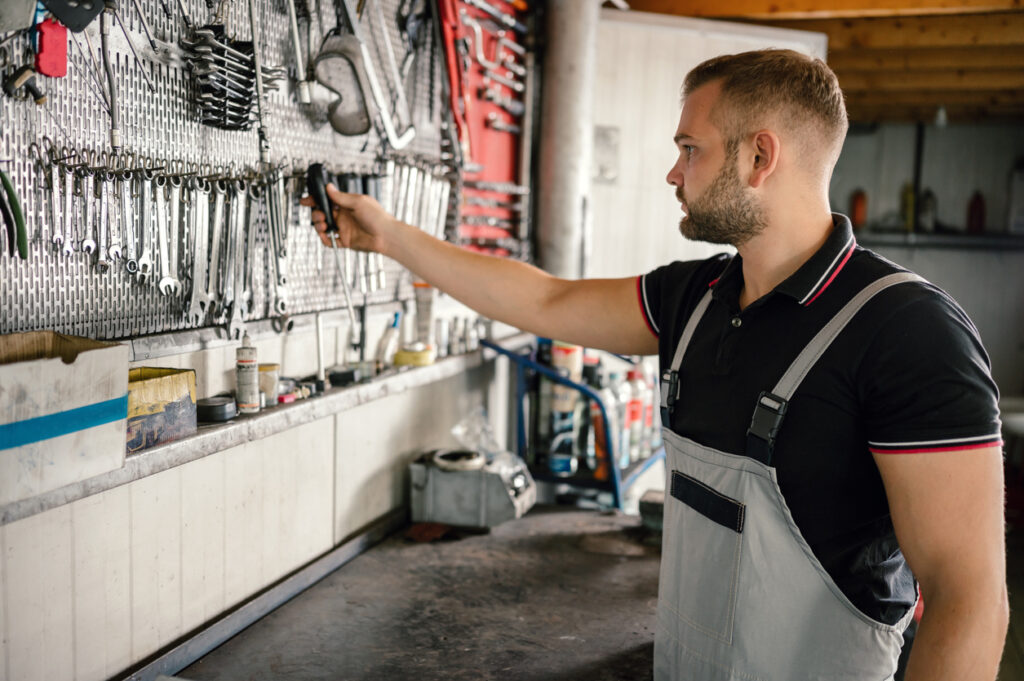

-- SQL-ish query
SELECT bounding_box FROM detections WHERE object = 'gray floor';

[181,507,660,681]
[178,505,1024,681]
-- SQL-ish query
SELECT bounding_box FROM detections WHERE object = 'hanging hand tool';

[60,155,76,256]
[284,0,311,103]
[0,166,27,259]
[136,165,156,283]
[485,111,520,134]
[107,0,157,93]
[464,0,526,35]
[205,180,227,315]
[78,166,98,255]
[307,163,360,344]
[185,177,212,325]
[247,0,271,164]
[95,168,114,272]
[367,0,412,131]
[99,5,121,152]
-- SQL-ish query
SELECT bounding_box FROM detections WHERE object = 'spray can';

[235,333,260,414]
[587,363,618,481]
[548,341,583,477]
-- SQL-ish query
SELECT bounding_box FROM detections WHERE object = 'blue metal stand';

[482,339,666,510]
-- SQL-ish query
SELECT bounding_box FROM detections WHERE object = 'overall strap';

[745,272,925,464]
[660,288,714,420]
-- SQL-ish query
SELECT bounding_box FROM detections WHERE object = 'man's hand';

[299,183,399,254]
[297,182,658,356]
[875,446,1008,680]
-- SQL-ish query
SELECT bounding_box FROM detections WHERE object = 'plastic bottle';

[235,333,260,414]
[610,371,633,470]
[579,356,600,474]
[532,339,553,470]
[547,341,583,477]
[588,364,618,482]
[627,368,648,462]
[375,312,401,370]
[645,358,663,454]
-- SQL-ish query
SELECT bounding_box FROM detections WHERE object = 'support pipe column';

[536,0,600,279]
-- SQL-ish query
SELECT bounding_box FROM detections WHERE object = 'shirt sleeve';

[859,287,1003,455]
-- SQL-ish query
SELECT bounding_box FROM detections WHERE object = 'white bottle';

[645,358,664,453]
[375,312,401,369]
[235,333,260,414]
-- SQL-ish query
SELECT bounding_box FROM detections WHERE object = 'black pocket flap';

[670,470,745,534]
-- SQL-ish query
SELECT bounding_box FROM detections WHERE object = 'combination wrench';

[48,162,64,253]
[79,168,98,256]
[155,176,182,295]
[224,180,247,339]
[95,170,114,273]
[185,178,212,325]
[206,179,227,315]
[61,162,76,256]
[119,170,138,273]
[136,167,156,283]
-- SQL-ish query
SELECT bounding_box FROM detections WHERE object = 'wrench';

[168,175,183,286]
[47,162,64,252]
[241,182,259,312]
[108,171,124,261]
[185,178,211,325]
[79,169,98,255]
[224,180,246,339]
[136,168,156,283]
[119,171,138,272]
[96,171,113,273]
[61,162,76,256]
[155,177,182,295]
[206,180,227,315]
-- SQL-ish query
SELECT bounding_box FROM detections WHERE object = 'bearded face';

[678,140,767,247]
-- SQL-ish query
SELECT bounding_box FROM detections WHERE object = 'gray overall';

[655,273,921,681]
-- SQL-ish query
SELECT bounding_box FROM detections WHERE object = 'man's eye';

[682,145,695,157]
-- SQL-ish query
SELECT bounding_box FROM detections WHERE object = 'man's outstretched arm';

[875,446,1009,681]
[304,185,660,356]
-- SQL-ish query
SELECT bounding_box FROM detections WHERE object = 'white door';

[587,10,827,278]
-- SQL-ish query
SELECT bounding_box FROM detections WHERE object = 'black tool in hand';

[306,163,337,233]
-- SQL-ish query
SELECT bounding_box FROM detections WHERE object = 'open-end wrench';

[119,171,138,272]
[108,171,124,261]
[155,177,182,296]
[206,180,227,315]
[168,175,183,286]
[47,162,64,252]
[185,178,211,325]
[224,180,246,339]
[264,178,289,316]
[79,169,98,255]
[136,168,155,284]
[60,162,76,256]
[241,182,259,313]
[96,171,113,273]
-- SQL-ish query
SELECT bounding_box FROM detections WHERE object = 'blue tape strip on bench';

[0,395,128,450]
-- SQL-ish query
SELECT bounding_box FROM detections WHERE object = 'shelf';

[857,231,1024,251]
[0,332,533,527]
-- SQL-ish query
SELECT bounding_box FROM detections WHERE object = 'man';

[304,50,1008,680]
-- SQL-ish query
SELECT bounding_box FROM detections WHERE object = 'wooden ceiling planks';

[624,1,1024,122]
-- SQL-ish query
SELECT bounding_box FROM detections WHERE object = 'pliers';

[0,167,27,259]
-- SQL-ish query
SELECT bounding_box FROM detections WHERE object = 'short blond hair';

[683,49,848,164]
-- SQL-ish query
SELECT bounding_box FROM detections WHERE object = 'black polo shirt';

[638,213,1002,625]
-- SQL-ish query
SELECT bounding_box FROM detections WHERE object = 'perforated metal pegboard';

[0,0,449,339]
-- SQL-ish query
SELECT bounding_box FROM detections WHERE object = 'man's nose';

[666,161,683,188]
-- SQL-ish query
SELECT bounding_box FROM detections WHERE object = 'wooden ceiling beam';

[827,46,1024,71]
[844,89,1024,106]
[764,12,1024,50]
[626,0,1023,20]
[834,68,1024,91]
[846,103,1024,122]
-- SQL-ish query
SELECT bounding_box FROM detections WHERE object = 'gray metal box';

[410,451,536,528]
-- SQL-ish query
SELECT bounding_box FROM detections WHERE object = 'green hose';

[0,168,27,259]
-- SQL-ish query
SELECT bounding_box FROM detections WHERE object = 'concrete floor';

[177,505,1024,681]
[181,507,660,681]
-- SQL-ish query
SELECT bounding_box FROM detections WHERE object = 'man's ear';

[747,130,780,189]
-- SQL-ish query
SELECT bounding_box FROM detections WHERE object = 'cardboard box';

[0,332,129,505]
[126,368,197,453]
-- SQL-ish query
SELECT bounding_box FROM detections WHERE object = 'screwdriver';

[306,163,360,344]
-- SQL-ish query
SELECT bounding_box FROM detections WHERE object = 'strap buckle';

[746,392,788,463]
[661,370,680,413]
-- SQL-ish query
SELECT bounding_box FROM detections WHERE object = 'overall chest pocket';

[663,469,745,644]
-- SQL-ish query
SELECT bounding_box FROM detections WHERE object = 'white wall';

[831,122,1024,395]
[832,123,1024,232]
[587,10,827,279]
